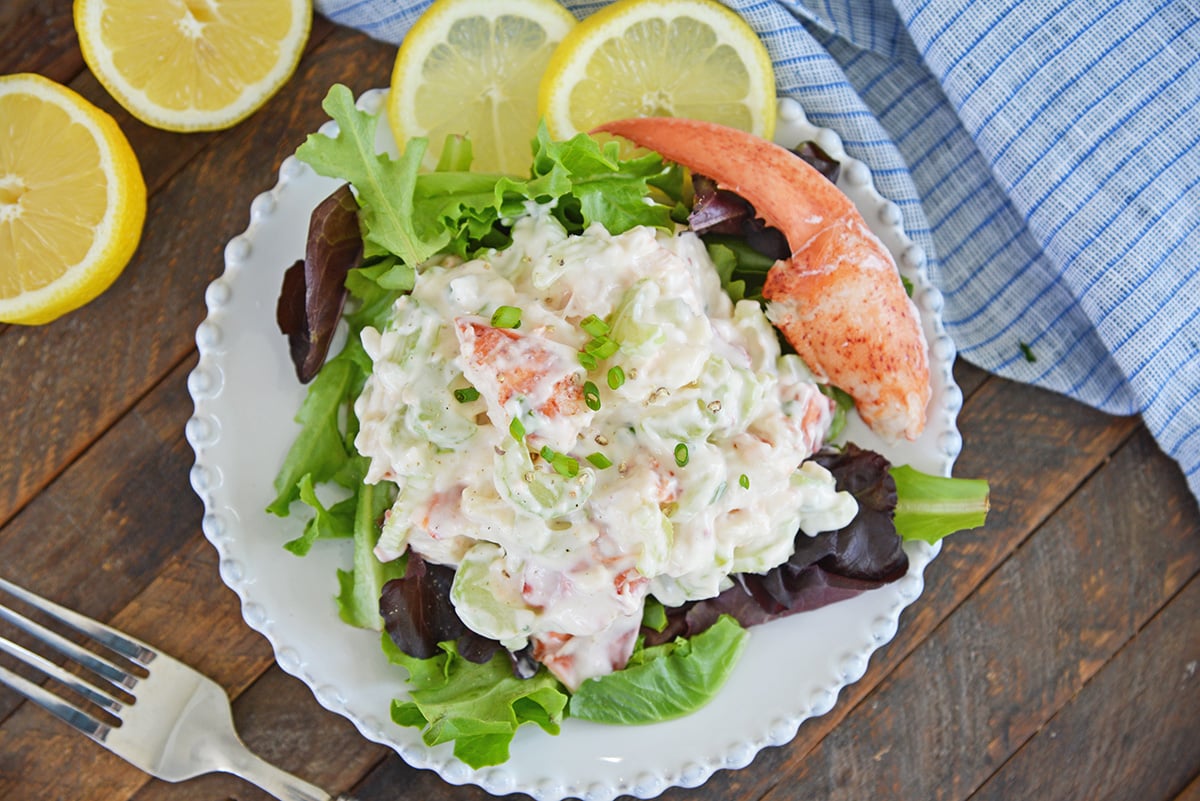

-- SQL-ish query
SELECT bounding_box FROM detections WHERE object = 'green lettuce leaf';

[705,241,747,302]
[335,480,403,629]
[890,464,990,544]
[266,353,359,515]
[295,85,686,272]
[382,636,569,768]
[568,615,748,725]
[297,84,449,266]
[283,474,355,556]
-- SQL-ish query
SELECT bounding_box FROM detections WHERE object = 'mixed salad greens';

[267,84,989,768]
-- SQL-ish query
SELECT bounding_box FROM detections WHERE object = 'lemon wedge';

[388,0,577,174]
[539,0,776,141]
[0,73,146,325]
[74,0,312,132]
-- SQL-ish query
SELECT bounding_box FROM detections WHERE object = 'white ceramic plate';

[187,89,962,801]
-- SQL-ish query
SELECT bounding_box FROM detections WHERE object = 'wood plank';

[902,374,1143,639]
[0,357,200,601]
[971,576,1199,801]
[349,753,489,801]
[0,358,201,723]
[0,26,397,528]
[1174,773,1200,801]
[0,0,82,84]
[739,426,1200,801]
[952,356,991,402]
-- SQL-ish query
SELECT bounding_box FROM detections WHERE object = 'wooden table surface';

[2,6,1198,801]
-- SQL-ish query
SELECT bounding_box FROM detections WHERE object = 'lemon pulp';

[539,0,776,141]
[74,0,312,132]
[0,73,146,324]
[388,0,577,174]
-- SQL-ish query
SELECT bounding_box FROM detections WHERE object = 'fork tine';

[0,662,113,740]
[0,596,139,691]
[0,634,126,713]
[0,577,156,666]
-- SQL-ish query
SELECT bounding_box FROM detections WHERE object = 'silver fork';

[0,576,354,801]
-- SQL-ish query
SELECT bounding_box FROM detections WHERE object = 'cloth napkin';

[312,0,1200,503]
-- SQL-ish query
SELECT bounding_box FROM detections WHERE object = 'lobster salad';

[268,84,988,768]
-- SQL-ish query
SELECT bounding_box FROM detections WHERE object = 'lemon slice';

[388,0,577,174]
[74,0,312,132]
[539,0,776,141]
[0,73,147,325]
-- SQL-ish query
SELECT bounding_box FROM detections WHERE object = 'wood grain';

[972,576,1199,801]
[1176,773,1200,801]
[0,359,200,725]
[0,0,81,84]
[3,14,1199,801]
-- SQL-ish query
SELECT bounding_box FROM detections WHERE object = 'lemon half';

[539,0,776,141]
[0,73,146,325]
[388,0,577,174]
[74,0,312,132]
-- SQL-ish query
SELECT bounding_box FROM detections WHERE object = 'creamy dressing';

[353,205,857,690]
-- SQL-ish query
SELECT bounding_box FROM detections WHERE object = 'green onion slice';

[584,337,620,360]
[453,387,480,403]
[586,452,613,469]
[491,305,522,329]
[580,314,610,337]
[583,381,601,411]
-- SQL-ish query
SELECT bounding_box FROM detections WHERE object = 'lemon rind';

[538,0,776,141]
[0,73,146,324]
[73,0,313,133]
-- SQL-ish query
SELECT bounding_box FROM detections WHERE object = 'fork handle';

[219,742,355,801]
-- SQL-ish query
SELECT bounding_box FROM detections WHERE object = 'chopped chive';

[1019,341,1037,363]
[578,351,598,371]
[585,337,620,359]
[453,387,480,403]
[551,453,580,477]
[583,381,601,411]
[509,417,526,441]
[536,444,578,476]
[674,442,689,467]
[580,314,610,337]
[586,452,613,469]
[491,305,522,329]
[739,473,750,489]
[607,366,625,390]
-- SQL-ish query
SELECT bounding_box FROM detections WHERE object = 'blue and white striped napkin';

[313,0,1200,502]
